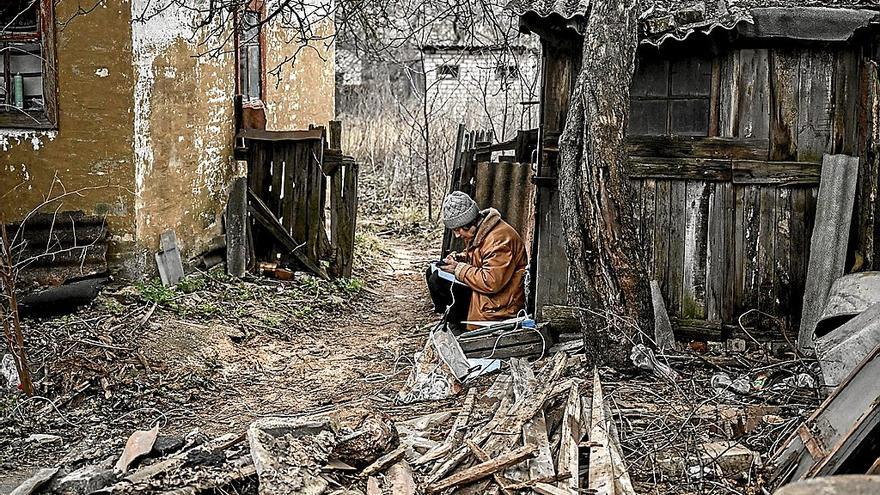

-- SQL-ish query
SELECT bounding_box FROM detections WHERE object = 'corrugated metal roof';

[509,0,880,46]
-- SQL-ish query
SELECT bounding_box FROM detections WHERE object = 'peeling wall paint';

[264,17,336,131]
[0,130,57,151]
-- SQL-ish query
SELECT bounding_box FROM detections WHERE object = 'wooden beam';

[247,188,328,279]
[238,128,324,142]
[467,440,515,495]
[425,445,537,494]
[557,383,582,492]
[361,446,406,476]
[509,358,555,480]
[626,136,769,160]
[588,369,614,495]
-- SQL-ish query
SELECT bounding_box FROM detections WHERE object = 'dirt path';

[185,236,440,431]
[1,234,443,490]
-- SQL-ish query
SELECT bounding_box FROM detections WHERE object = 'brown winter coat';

[453,208,528,322]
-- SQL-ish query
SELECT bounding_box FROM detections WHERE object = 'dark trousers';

[425,266,471,325]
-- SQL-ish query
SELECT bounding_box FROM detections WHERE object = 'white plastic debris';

[2,354,20,389]
[630,344,680,382]
[710,373,751,395]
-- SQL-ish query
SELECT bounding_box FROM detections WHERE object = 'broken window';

[437,64,459,80]
[0,0,56,129]
[629,56,712,136]
[237,8,263,102]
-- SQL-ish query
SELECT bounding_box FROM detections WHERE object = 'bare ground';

[1,230,452,490]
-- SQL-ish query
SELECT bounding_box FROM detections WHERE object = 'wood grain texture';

[797,51,834,162]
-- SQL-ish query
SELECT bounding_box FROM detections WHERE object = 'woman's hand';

[440,254,459,273]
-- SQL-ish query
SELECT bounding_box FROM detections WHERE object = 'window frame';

[235,0,266,103]
[0,0,58,130]
[629,56,718,137]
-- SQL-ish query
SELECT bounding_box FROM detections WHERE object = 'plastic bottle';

[13,73,24,108]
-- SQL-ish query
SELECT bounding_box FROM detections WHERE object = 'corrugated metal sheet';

[509,0,880,46]
[472,161,535,251]
[6,211,108,292]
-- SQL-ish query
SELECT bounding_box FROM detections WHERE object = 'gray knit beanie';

[442,191,479,229]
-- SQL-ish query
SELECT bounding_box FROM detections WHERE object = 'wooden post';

[226,177,248,277]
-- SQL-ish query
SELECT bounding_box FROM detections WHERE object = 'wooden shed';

[503,2,880,342]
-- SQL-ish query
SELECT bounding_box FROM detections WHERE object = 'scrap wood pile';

[10,352,636,495]
[607,349,825,494]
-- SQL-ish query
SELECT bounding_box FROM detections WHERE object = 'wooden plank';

[855,60,880,271]
[588,370,613,495]
[719,50,737,138]
[667,181,687,316]
[556,383,581,492]
[721,184,737,322]
[654,181,671,307]
[604,400,636,495]
[247,188,328,279]
[467,440,515,495]
[628,158,731,181]
[281,144,296,232]
[270,147,285,219]
[425,445,537,494]
[774,188,792,331]
[733,186,747,318]
[732,160,821,185]
[831,48,860,156]
[361,446,406,476]
[626,136,768,160]
[757,186,777,326]
[789,187,808,329]
[641,180,656,276]
[509,358,555,480]
[414,388,476,465]
[237,128,324,142]
[740,186,761,316]
[385,461,416,495]
[706,183,725,321]
[682,181,710,319]
[226,177,248,277]
[464,342,548,360]
[458,328,546,353]
[769,49,800,161]
[797,51,834,162]
[736,48,771,140]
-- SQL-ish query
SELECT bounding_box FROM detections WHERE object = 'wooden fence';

[230,121,358,279]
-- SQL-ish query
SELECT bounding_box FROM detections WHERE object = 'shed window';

[437,64,459,80]
[237,8,263,102]
[630,57,712,136]
[0,0,57,129]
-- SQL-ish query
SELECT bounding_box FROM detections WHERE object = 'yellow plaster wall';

[263,18,336,131]
[0,0,136,264]
[135,39,236,262]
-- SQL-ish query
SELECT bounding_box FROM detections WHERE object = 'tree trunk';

[558,0,653,366]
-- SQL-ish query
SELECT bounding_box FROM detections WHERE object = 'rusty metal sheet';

[472,161,535,252]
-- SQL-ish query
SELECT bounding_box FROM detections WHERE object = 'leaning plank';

[650,280,675,351]
[510,358,555,480]
[798,154,859,351]
[425,445,537,494]
[557,382,582,491]
[589,369,614,495]
[467,439,515,495]
[247,188,328,279]
[362,446,406,476]
[604,401,635,495]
